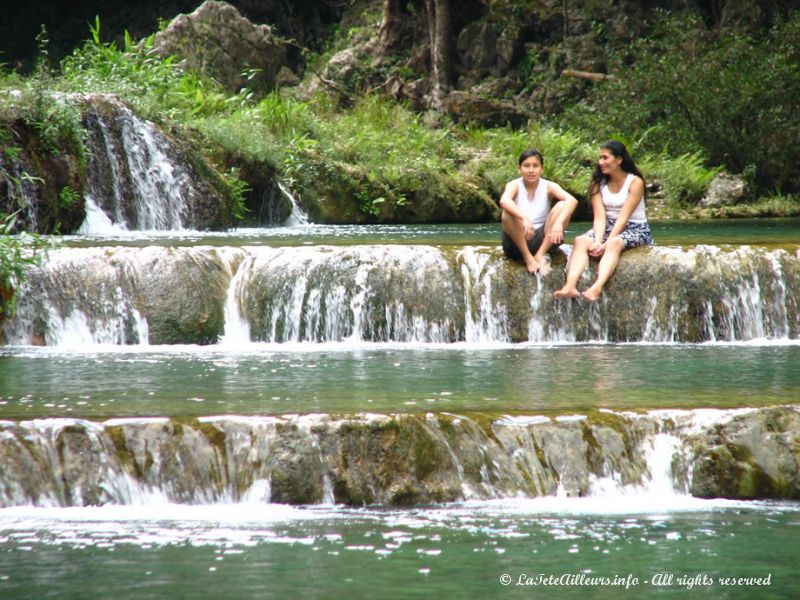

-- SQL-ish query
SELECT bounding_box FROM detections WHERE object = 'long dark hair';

[589,140,646,196]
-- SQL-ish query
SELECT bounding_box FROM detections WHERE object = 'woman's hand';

[588,241,605,257]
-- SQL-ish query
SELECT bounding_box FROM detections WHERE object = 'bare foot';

[581,287,602,302]
[524,256,540,275]
[554,286,580,299]
[534,257,552,277]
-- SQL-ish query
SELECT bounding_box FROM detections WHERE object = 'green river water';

[1,219,799,598]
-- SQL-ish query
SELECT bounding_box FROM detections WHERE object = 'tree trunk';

[424,0,452,109]
[378,0,405,54]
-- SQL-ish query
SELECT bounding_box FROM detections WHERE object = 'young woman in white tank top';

[498,149,578,275]
[600,173,647,223]
[554,140,653,302]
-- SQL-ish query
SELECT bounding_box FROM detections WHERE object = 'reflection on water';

[50,217,800,249]
[0,499,798,599]
[3,218,799,597]
[1,342,799,418]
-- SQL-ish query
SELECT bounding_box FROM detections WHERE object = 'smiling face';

[518,156,543,184]
[598,148,623,176]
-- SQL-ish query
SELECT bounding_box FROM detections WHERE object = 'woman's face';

[519,156,543,182]
[598,149,622,174]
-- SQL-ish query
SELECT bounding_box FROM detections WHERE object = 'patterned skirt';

[586,218,654,248]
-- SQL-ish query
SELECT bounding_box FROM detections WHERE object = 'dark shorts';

[502,228,555,261]
[586,219,654,248]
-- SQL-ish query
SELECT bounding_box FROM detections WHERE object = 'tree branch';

[561,69,614,81]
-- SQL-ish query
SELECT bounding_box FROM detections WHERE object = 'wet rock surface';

[2,407,797,507]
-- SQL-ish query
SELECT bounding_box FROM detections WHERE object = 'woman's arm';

[590,185,606,238]
[587,184,607,256]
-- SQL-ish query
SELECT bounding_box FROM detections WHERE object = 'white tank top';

[601,173,647,222]
[514,177,550,229]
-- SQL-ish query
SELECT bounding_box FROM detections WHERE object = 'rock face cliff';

[1,407,798,507]
[302,0,798,122]
[151,1,297,96]
[5,1,795,111]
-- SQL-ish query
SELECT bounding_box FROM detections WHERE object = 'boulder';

[688,407,800,499]
[441,90,530,128]
[151,0,292,95]
[80,94,237,231]
[457,22,498,76]
[135,247,234,345]
[699,173,751,207]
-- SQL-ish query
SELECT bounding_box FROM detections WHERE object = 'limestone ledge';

[0,405,797,507]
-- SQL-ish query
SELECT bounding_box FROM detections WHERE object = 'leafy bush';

[0,26,88,165]
[562,11,800,196]
[59,16,233,122]
[459,123,594,198]
[639,151,721,206]
[0,212,46,319]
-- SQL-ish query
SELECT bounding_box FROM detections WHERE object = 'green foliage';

[310,95,461,214]
[321,95,455,176]
[513,49,548,95]
[0,143,40,214]
[8,25,88,163]
[30,25,53,120]
[219,168,250,220]
[562,11,800,196]
[460,123,594,198]
[256,92,319,138]
[198,93,463,217]
[0,212,46,319]
[696,194,800,218]
[60,16,232,122]
[59,185,81,208]
[639,151,722,206]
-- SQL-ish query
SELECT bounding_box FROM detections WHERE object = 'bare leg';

[534,201,573,276]
[582,237,626,302]
[554,235,591,298]
[501,211,540,273]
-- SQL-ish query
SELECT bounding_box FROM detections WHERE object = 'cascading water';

[1,407,795,508]
[81,98,189,231]
[3,247,150,346]
[4,244,797,346]
[73,95,233,233]
[277,181,310,227]
[229,244,798,344]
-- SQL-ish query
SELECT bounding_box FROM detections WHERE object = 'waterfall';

[2,407,795,508]
[277,181,309,226]
[588,432,684,498]
[2,247,150,346]
[459,246,510,342]
[4,244,798,346]
[81,98,189,231]
[75,95,231,233]
[76,195,126,235]
[219,255,252,345]
[3,246,239,346]
[235,245,465,343]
